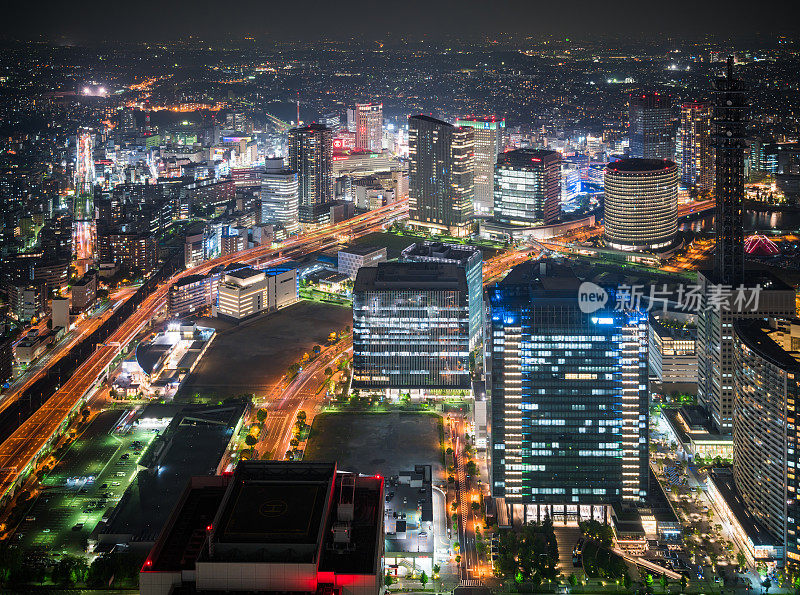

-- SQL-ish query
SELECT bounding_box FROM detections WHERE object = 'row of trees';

[0,546,142,589]
[494,519,559,584]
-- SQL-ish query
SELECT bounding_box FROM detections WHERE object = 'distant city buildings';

[408,115,474,237]
[492,148,561,226]
[288,124,334,225]
[488,260,649,515]
[628,93,674,160]
[352,261,470,395]
[603,158,678,251]
[355,103,383,152]
[456,116,504,216]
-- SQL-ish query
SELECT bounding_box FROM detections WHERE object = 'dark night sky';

[2,0,796,43]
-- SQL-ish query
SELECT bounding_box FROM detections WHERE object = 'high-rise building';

[401,242,483,350]
[408,115,474,237]
[260,162,299,234]
[628,93,674,160]
[732,317,800,568]
[488,260,649,516]
[456,117,505,216]
[73,128,97,264]
[678,101,715,194]
[713,58,748,286]
[603,158,678,251]
[352,262,470,394]
[288,124,333,224]
[493,149,562,225]
[355,103,383,152]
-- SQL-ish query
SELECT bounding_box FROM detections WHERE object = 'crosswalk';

[459,579,483,586]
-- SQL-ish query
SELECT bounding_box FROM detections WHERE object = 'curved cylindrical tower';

[604,158,678,251]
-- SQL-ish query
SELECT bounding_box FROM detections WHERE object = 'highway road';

[0,299,126,419]
[0,199,407,503]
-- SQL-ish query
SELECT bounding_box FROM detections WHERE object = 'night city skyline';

[1,4,800,594]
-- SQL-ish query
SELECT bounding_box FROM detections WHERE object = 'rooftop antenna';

[296,92,300,127]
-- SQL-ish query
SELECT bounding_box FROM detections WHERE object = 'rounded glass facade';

[603,158,678,251]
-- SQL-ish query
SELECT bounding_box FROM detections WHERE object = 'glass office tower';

[352,262,470,392]
[628,93,674,160]
[493,149,562,225]
[488,261,648,514]
[400,242,483,350]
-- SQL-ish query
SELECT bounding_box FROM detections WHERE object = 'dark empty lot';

[303,412,443,480]
[177,301,351,400]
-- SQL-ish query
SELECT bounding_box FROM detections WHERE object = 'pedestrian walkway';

[554,525,583,575]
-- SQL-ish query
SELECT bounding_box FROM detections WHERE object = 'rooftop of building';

[213,462,334,548]
[102,401,246,545]
[409,114,452,127]
[146,476,230,572]
[606,158,676,173]
[644,468,681,526]
[495,259,581,293]
[496,148,561,166]
[172,274,208,289]
[290,123,330,133]
[224,266,262,281]
[401,241,481,267]
[146,465,382,580]
[663,405,732,445]
[354,261,467,292]
[649,314,696,341]
[339,244,386,257]
[734,318,800,372]
[709,468,781,547]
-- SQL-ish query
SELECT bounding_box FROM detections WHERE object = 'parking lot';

[14,409,165,555]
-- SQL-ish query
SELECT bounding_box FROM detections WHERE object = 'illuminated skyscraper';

[288,124,333,224]
[731,317,800,568]
[355,103,383,152]
[401,241,483,350]
[493,149,561,225]
[713,58,748,286]
[456,116,504,216]
[678,101,714,194]
[73,128,96,264]
[352,262,470,394]
[628,93,674,160]
[488,260,648,517]
[260,161,299,235]
[603,158,678,251]
[408,115,474,237]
